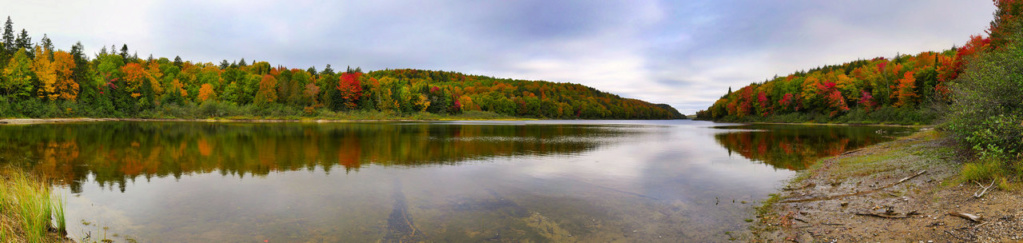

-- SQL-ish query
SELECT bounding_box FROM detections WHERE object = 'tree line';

[0,17,682,120]
[695,24,995,124]
[699,0,1023,180]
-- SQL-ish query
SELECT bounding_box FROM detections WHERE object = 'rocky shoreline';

[752,130,1023,242]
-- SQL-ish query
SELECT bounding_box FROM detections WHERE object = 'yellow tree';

[32,46,57,100]
[197,83,216,102]
[52,50,79,101]
[171,79,188,98]
[121,63,154,99]
[146,61,164,96]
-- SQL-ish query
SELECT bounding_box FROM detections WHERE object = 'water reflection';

[0,122,631,193]
[0,121,917,242]
[713,124,917,170]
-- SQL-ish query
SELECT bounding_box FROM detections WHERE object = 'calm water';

[0,120,915,242]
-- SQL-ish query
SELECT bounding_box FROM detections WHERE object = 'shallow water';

[0,120,915,242]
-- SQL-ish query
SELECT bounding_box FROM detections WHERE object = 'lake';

[0,120,916,242]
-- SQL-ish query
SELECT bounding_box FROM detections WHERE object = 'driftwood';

[949,211,983,222]
[854,210,920,219]
[897,170,927,184]
[973,180,995,198]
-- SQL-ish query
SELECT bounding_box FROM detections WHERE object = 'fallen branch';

[949,211,982,222]
[897,170,927,184]
[854,210,919,219]
[973,180,995,198]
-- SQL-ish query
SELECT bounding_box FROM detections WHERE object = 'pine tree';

[120,44,128,60]
[322,64,335,76]
[2,17,13,54]
[40,34,53,60]
[15,29,31,58]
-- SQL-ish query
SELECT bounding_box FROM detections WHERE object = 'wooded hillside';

[0,17,681,120]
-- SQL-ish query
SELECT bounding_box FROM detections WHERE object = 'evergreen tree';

[322,64,335,76]
[173,56,183,67]
[40,34,53,60]
[238,58,247,67]
[2,17,13,54]
[220,59,229,69]
[15,29,31,58]
[120,44,128,60]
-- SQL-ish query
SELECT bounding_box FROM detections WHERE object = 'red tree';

[337,72,363,110]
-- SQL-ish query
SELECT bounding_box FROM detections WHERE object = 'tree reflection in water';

[0,122,632,193]
[713,124,917,170]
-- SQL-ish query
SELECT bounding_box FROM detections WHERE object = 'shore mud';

[752,130,1023,242]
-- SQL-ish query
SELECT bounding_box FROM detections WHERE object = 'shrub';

[947,26,1023,161]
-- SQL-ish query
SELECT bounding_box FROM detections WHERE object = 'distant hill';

[0,17,681,120]
[694,45,983,124]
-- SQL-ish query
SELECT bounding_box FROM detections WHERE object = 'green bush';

[0,96,13,118]
[947,28,1023,161]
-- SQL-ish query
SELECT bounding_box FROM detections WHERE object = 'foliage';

[941,0,1023,181]
[1,49,33,99]
[0,16,680,120]
[197,83,215,102]
[52,50,78,101]
[946,32,1023,160]
[697,50,949,123]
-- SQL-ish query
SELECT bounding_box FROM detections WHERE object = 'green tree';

[1,16,13,67]
[15,29,31,58]
[2,16,12,54]
[1,49,34,99]
[119,44,129,60]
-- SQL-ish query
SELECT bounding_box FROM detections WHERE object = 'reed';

[0,167,67,242]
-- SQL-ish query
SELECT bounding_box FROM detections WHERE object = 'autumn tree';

[32,46,57,100]
[303,82,321,108]
[120,63,153,99]
[337,72,362,110]
[255,74,278,105]
[52,50,78,100]
[197,83,216,102]
[893,71,917,107]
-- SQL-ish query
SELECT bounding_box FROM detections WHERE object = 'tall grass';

[0,167,66,242]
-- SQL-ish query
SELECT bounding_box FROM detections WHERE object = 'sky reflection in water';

[0,120,914,242]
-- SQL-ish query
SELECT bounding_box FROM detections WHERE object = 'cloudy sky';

[4,0,995,114]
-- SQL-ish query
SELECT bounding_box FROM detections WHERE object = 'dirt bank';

[752,130,1023,242]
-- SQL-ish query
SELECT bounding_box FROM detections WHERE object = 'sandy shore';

[752,130,1023,242]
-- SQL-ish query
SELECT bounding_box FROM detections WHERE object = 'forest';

[702,0,1023,180]
[0,17,682,120]
[695,28,992,124]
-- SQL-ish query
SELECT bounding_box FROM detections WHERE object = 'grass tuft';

[0,167,68,242]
